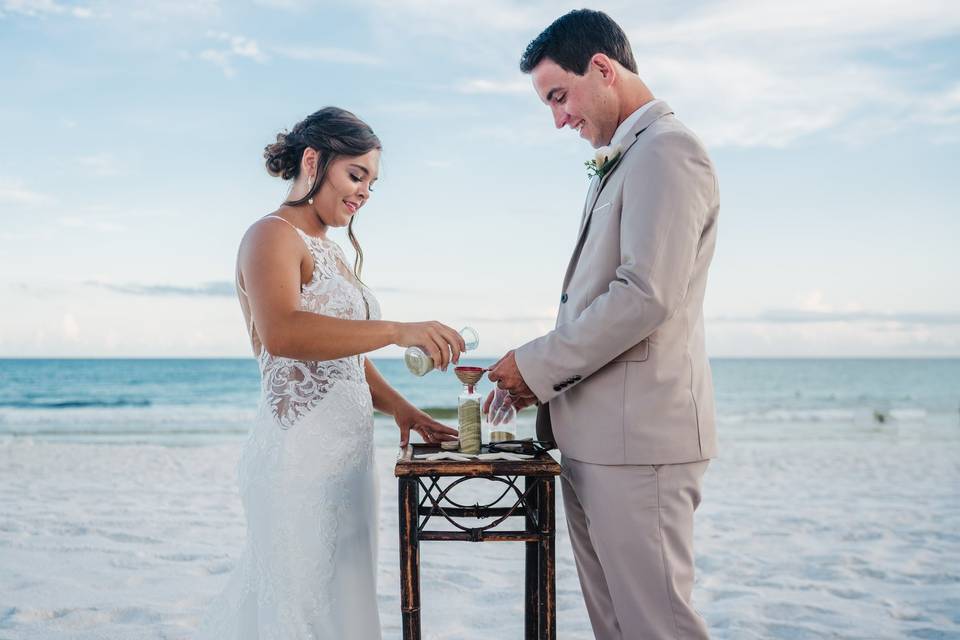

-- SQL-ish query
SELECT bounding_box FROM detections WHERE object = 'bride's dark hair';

[264,106,381,281]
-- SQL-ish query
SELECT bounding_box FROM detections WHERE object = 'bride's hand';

[394,402,459,447]
[394,321,465,372]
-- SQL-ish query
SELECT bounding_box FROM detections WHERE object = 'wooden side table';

[395,443,561,640]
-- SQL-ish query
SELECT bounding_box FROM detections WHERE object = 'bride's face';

[313,149,380,228]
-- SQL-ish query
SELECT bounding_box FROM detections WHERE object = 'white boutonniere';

[584,144,622,179]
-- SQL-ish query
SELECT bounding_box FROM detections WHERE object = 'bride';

[199,107,461,639]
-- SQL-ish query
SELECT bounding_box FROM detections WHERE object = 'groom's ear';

[591,53,617,85]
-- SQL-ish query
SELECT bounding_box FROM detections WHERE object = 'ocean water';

[1,358,959,639]
[0,358,957,445]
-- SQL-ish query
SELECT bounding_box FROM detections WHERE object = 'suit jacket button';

[573,375,581,381]
[553,384,563,392]
[560,293,568,304]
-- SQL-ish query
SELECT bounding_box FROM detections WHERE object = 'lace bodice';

[243,219,381,429]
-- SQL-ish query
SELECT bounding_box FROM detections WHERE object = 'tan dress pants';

[560,457,710,639]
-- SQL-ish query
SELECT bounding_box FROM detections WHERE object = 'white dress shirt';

[608,99,662,149]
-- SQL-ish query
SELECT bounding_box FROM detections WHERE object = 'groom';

[487,9,718,639]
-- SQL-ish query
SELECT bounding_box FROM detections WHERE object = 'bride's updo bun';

[263,107,381,184]
[264,131,302,180]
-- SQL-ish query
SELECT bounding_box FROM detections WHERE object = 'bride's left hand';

[394,402,459,447]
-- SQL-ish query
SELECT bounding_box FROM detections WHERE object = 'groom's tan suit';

[515,101,718,639]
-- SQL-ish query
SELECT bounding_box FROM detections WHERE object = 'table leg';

[399,477,421,640]
[539,477,556,640]
[524,475,541,638]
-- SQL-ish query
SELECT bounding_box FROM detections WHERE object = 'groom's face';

[530,57,616,149]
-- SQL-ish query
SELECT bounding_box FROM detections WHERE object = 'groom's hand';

[483,388,537,424]
[487,350,537,405]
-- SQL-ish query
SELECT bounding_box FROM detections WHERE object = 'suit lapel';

[577,176,601,237]
[560,177,601,291]
[560,101,675,291]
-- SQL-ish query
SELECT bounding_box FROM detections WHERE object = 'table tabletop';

[395,443,561,478]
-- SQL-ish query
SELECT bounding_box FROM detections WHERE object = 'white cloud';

[626,0,960,147]
[251,0,312,8]
[457,117,559,147]
[78,152,123,177]
[0,284,249,357]
[360,1,960,147]
[638,54,895,147]
[198,49,235,77]
[1,0,94,18]
[0,178,56,206]
[200,30,266,77]
[711,309,960,325]
[86,280,235,297]
[707,318,960,357]
[366,100,449,117]
[796,290,836,313]
[458,78,530,95]
[271,45,381,66]
[706,288,960,355]
[121,1,221,22]
[711,291,960,327]
[369,0,548,34]
[631,0,960,48]
[62,312,80,340]
[11,1,221,23]
[209,30,264,60]
[915,83,960,127]
[57,216,124,233]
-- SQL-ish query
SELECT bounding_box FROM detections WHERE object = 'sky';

[1,0,958,358]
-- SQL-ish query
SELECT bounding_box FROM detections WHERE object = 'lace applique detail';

[258,233,381,429]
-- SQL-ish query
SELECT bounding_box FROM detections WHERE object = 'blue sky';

[1,0,958,358]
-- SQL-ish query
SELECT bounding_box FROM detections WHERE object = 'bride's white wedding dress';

[199,217,382,639]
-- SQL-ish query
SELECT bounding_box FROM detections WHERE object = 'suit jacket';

[515,101,719,465]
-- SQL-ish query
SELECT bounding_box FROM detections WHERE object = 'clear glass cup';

[404,326,479,376]
[484,387,517,442]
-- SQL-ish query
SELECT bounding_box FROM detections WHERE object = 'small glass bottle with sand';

[455,366,483,455]
[405,326,480,377]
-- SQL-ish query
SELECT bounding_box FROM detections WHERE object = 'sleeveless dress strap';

[236,217,296,296]
[238,215,313,358]
[262,215,322,260]
[262,214,300,232]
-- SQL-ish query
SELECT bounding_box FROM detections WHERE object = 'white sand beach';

[1,419,958,639]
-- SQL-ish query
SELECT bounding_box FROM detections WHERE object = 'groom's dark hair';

[519,9,637,75]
